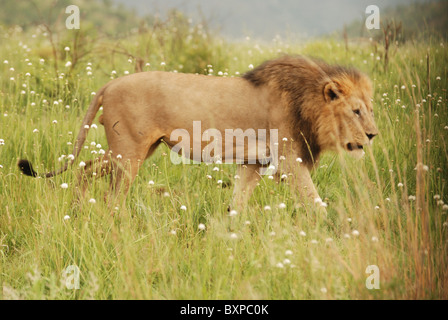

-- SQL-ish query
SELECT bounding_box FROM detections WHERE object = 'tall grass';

[0,20,447,299]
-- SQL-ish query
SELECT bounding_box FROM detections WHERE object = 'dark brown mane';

[243,55,363,165]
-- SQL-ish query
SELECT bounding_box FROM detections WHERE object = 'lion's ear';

[323,82,340,103]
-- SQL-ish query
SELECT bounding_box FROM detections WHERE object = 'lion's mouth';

[346,143,363,151]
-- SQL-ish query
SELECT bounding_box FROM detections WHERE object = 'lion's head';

[243,55,379,163]
[318,68,378,157]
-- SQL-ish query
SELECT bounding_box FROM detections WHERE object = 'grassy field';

[0,20,447,299]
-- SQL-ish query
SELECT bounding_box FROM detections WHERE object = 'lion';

[18,55,378,209]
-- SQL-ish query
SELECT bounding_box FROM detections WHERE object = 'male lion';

[18,55,378,209]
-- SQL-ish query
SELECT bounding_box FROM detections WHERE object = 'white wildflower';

[229,210,238,217]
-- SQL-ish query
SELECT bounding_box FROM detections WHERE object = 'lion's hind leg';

[106,135,163,207]
[108,156,141,197]
[76,151,113,198]
[231,163,262,211]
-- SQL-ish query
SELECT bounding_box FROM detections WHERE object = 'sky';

[114,0,434,40]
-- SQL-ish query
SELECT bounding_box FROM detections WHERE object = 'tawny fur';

[18,55,378,209]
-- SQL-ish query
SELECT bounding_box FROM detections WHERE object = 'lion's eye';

[353,109,361,116]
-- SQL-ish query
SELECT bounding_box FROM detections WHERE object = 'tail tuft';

[18,159,38,177]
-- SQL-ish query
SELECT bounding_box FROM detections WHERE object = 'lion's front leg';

[280,157,327,213]
[231,163,261,211]
[294,167,320,201]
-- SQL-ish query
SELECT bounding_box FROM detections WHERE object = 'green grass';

[0,22,447,299]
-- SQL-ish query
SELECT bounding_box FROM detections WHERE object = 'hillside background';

[115,0,446,40]
[1,0,446,40]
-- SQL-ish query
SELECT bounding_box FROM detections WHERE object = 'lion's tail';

[18,84,108,178]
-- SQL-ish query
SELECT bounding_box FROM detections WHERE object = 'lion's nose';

[366,133,377,140]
